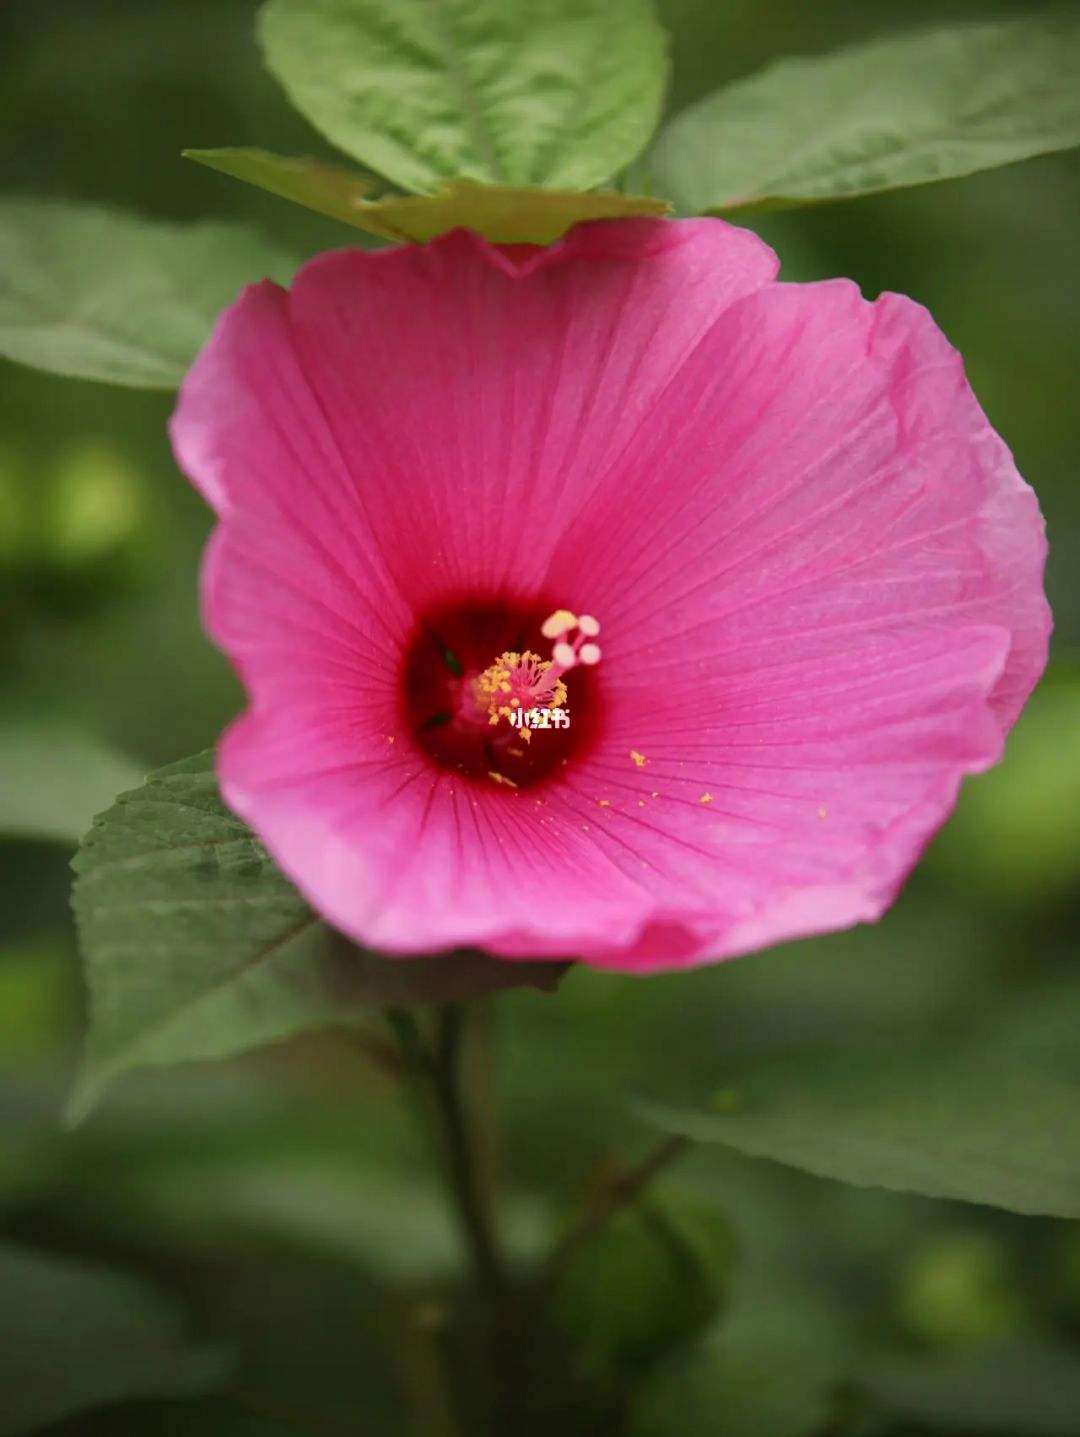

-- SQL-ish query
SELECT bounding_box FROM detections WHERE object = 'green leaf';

[0,199,296,388]
[0,1240,226,1437]
[644,1035,1080,1218]
[649,13,1080,214]
[70,751,565,1120]
[186,148,670,243]
[185,148,380,229]
[257,0,669,194]
[0,716,144,845]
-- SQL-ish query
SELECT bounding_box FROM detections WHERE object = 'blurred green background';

[2,2,1078,1434]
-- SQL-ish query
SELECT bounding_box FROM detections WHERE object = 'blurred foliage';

[0,1240,227,1437]
[2,1,1079,1434]
[648,14,1080,213]
[0,200,297,388]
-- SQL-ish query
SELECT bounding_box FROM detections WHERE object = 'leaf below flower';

[69,750,567,1122]
[642,1029,1080,1219]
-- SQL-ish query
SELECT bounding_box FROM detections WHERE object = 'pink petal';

[170,221,1049,972]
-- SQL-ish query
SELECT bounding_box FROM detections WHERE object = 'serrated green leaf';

[70,751,564,1119]
[0,1240,226,1437]
[186,148,670,243]
[650,14,1080,214]
[643,1035,1080,1218]
[0,200,296,388]
[257,0,669,194]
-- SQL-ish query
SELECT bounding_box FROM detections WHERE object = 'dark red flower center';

[400,595,604,791]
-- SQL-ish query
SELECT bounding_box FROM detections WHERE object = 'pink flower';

[170,218,1050,973]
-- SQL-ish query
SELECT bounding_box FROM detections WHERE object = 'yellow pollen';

[488,770,518,788]
[699,792,713,805]
[472,649,568,727]
[630,750,647,767]
[817,806,828,820]
[597,799,611,807]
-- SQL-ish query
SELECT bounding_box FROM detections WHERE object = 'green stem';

[387,1003,509,1300]
[432,1003,509,1299]
[392,1293,462,1437]
[544,1134,692,1285]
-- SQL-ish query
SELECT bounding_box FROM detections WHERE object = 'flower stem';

[545,1134,692,1284]
[387,1003,509,1300]
[431,1003,509,1299]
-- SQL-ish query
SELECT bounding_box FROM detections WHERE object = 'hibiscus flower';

[170,218,1049,972]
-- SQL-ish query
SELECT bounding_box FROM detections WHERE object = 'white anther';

[552,641,577,668]
[578,643,601,666]
[577,614,600,637]
[541,609,577,639]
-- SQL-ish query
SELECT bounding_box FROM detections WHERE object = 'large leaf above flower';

[644,1019,1080,1219]
[0,200,296,388]
[258,0,669,194]
[649,13,1080,214]
[70,751,565,1121]
[185,149,670,243]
